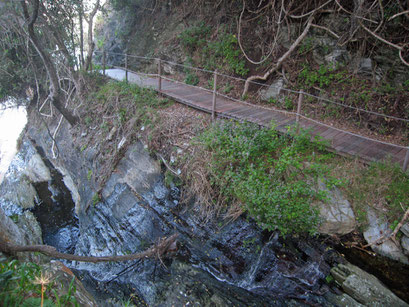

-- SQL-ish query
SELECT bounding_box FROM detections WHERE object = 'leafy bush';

[298,64,339,89]
[179,24,248,77]
[203,33,249,76]
[179,22,211,52]
[199,121,336,236]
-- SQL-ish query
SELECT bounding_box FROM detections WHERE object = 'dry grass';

[142,103,240,223]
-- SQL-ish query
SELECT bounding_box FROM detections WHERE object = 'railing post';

[158,58,162,93]
[125,53,128,82]
[403,148,409,172]
[103,50,106,75]
[212,71,217,121]
[296,91,303,134]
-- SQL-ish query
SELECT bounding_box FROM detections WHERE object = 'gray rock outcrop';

[261,78,285,101]
[363,208,408,264]
[331,262,408,306]
[316,180,356,235]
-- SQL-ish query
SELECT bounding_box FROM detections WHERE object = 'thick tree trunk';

[21,0,79,126]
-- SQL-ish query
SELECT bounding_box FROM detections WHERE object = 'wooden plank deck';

[104,68,407,167]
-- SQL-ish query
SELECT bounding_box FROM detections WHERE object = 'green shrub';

[199,121,336,236]
[203,33,249,76]
[179,22,211,52]
[298,64,334,88]
[185,72,199,86]
[0,258,78,306]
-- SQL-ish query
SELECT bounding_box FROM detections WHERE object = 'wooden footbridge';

[98,53,409,171]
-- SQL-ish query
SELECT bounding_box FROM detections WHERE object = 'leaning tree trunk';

[21,0,79,126]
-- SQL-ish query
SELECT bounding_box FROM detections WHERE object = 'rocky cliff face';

[22,112,334,305]
[0,107,398,305]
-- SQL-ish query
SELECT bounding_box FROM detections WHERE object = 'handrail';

[153,75,408,150]
[95,50,409,168]
[96,50,409,123]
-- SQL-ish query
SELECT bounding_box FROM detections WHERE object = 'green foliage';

[348,161,409,227]
[199,121,336,236]
[184,58,199,86]
[119,107,127,123]
[298,37,314,54]
[164,170,182,188]
[92,193,101,206]
[91,80,171,134]
[203,33,249,76]
[284,96,294,110]
[179,24,248,77]
[223,82,234,94]
[298,64,335,88]
[179,22,211,52]
[84,116,92,126]
[87,169,92,181]
[0,258,78,306]
[184,72,199,86]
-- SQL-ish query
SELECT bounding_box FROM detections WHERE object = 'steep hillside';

[96,0,409,143]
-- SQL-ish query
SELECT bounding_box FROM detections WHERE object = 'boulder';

[401,236,409,255]
[324,292,364,307]
[316,180,356,235]
[358,58,373,76]
[363,208,408,264]
[0,207,42,261]
[331,262,408,306]
[261,78,285,101]
[400,223,409,237]
[25,152,51,182]
[324,49,351,69]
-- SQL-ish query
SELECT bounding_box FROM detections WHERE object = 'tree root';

[242,16,313,98]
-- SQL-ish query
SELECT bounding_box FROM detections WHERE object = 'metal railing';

[94,50,409,171]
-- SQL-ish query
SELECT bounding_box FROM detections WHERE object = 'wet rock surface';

[9,112,407,305]
[67,143,339,306]
[0,140,79,255]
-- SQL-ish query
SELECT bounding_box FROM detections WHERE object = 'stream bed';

[1,138,409,306]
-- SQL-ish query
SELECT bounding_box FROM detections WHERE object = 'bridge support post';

[103,51,106,75]
[212,71,217,121]
[125,53,128,82]
[158,59,162,93]
[403,148,409,172]
[296,91,303,134]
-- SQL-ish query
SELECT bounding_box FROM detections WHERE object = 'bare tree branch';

[242,16,313,97]
[388,9,409,21]
[0,234,178,263]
